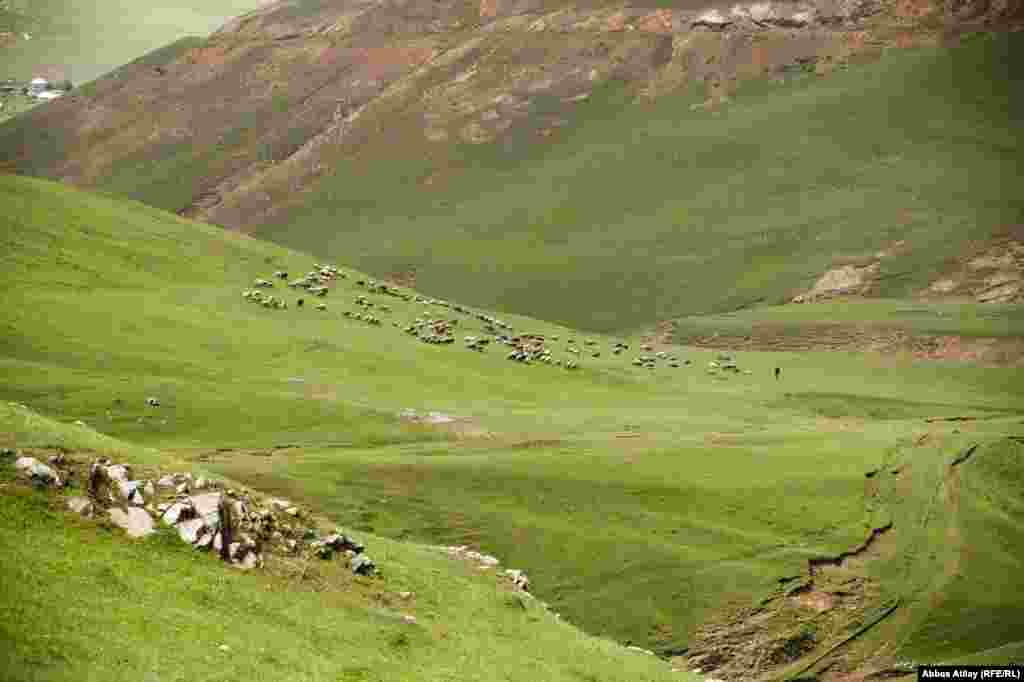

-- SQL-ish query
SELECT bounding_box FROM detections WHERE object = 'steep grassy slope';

[0,406,687,682]
[268,34,1024,331]
[0,0,263,83]
[3,0,1021,332]
[2,174,1023,672]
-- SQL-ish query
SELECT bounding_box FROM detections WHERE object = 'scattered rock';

[161,501,193,525]
[14,457,63,487]
[195,530,215,550]
[106,464,131,482]
[176,517,207,544]
[401,614,417,624]
[117,479,142,499]
[13,457,35,471]
[351,554,376,576]
[239,552,261,570]
[190,492,223,524]
[66,496,94,517]
[108,507,155,538]
[18,454,381,578]
[505,568,530,591]
[269,498,292,512]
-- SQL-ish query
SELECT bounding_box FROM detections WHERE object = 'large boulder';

[117,478,142,499]
[189,492,223,525]
[108,507,155,538]
[161,501,193,526]
[106,464,131,481]
[14,457,62,487]
[238,552,261,570]
[176,518,206,544]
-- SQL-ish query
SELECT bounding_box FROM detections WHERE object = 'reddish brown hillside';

[1,0,1004,224]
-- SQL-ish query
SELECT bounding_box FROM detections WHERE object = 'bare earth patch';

[921,236,1024,304]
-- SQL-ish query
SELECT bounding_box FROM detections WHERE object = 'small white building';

[36,90,63,101]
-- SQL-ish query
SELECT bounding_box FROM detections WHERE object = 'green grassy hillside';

[3,30,1021,332]
[0,406,689,682]
[2,174,1023,676]
[266,33,1024,332]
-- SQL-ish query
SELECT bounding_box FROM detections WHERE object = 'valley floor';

[1,175,1023,680]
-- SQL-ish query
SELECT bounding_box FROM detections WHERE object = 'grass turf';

[1,174,1023,672]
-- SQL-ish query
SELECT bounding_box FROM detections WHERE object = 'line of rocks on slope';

[7,449,376,575]
[441,544,530,591]
[440,544,664,660]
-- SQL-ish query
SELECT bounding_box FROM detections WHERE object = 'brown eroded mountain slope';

[2,0,909,208]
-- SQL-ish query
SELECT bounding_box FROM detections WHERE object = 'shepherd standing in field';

[774,367,781,381]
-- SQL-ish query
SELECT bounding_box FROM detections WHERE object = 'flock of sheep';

[239,262,718,374]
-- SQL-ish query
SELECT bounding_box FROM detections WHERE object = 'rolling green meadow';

[1,173,1023,680]
[2,3,1024,676]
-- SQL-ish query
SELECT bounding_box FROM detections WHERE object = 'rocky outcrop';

[14,456,63,487]
[6,450,379,576]
[108,507,156,538]
[922,238,1024,304]
[791,261,881,304]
